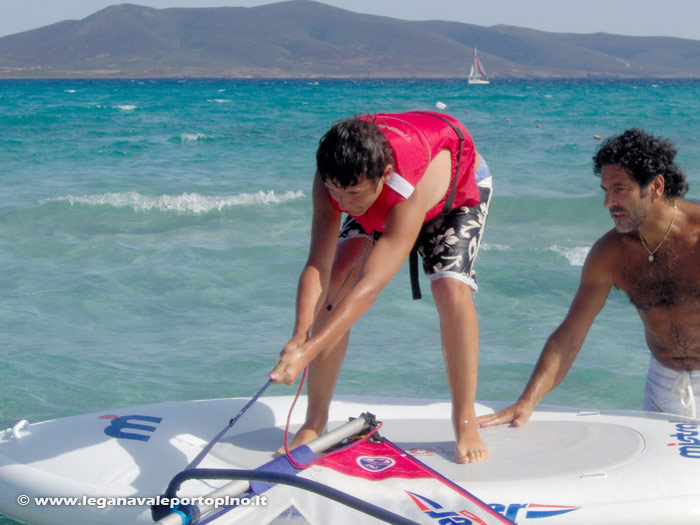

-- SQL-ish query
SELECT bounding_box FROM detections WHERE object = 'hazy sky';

[1,0,700,40]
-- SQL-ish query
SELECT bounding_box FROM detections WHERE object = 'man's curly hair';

[316,116,394,189]
[593,128,688,198]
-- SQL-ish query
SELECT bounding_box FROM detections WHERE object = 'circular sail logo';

[357,456,395,472]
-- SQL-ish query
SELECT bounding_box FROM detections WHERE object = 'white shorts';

[644,355,700,418]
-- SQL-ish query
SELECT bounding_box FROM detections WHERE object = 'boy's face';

[325,168,392,216]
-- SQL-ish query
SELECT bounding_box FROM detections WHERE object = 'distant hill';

[1,1,699,79]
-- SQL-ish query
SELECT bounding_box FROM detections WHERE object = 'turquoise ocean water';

[2,78,700,523]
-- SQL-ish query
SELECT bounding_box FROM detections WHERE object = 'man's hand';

[269,337,309,385]
[476,401,534,428]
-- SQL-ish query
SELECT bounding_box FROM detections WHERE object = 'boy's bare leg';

[431,277,489,464]
[278,237,370,454]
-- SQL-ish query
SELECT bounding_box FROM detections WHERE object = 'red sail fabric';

[308,437,512,524]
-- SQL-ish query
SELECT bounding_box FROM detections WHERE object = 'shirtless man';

[478,128,700,429]
[269,112,493,463]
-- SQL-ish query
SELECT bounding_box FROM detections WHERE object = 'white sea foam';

[179,133,213,142]
[481,243,510,252]
[552,245,590,266]
[116,104,136,111]
[42,190,306,214]
[478,244,590,267]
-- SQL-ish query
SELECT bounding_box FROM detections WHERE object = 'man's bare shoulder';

[679,199,700,230]
[680,199,700,212]
[586,228,626,264]
[579,228,635,289]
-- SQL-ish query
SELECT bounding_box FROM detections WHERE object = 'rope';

[281,366,383,469]
[283,366,310,468]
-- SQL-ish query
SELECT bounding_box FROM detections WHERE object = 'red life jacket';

[329,111,479,233]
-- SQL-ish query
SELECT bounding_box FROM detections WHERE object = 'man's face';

[600,164,652,233]
[325,173,389,216]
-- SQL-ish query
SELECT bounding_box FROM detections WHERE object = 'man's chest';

[617,240,700,311]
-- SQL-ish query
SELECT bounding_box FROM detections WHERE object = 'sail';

[475,56,487,78]
[196,431,512,524]
[302,436,512,524]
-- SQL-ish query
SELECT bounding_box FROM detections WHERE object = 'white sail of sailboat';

[468,47,489,85]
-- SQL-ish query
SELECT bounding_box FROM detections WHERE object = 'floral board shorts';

[338,174,493,293]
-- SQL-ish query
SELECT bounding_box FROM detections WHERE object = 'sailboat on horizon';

[468,47,489,85]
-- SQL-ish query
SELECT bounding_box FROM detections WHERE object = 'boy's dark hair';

[593,128,688,198]
[316,117,394,188]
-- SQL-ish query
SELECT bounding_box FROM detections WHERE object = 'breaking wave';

[41,190,306,214]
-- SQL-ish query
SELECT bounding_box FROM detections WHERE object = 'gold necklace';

[640,201,677,262]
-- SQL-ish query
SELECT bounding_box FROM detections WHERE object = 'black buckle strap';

[409,248,422,300]
[408,111,466,300]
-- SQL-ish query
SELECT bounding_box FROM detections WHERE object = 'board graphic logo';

[357,456,395,472]
[669,421,700,459]
[490,502,580,521]
[101,414,163,442]
[405,491,489,525]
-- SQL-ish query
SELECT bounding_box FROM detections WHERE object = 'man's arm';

[284,172,342,352]
[269,154,446,385]
[477,239,614,427]
[269,190,428,384]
